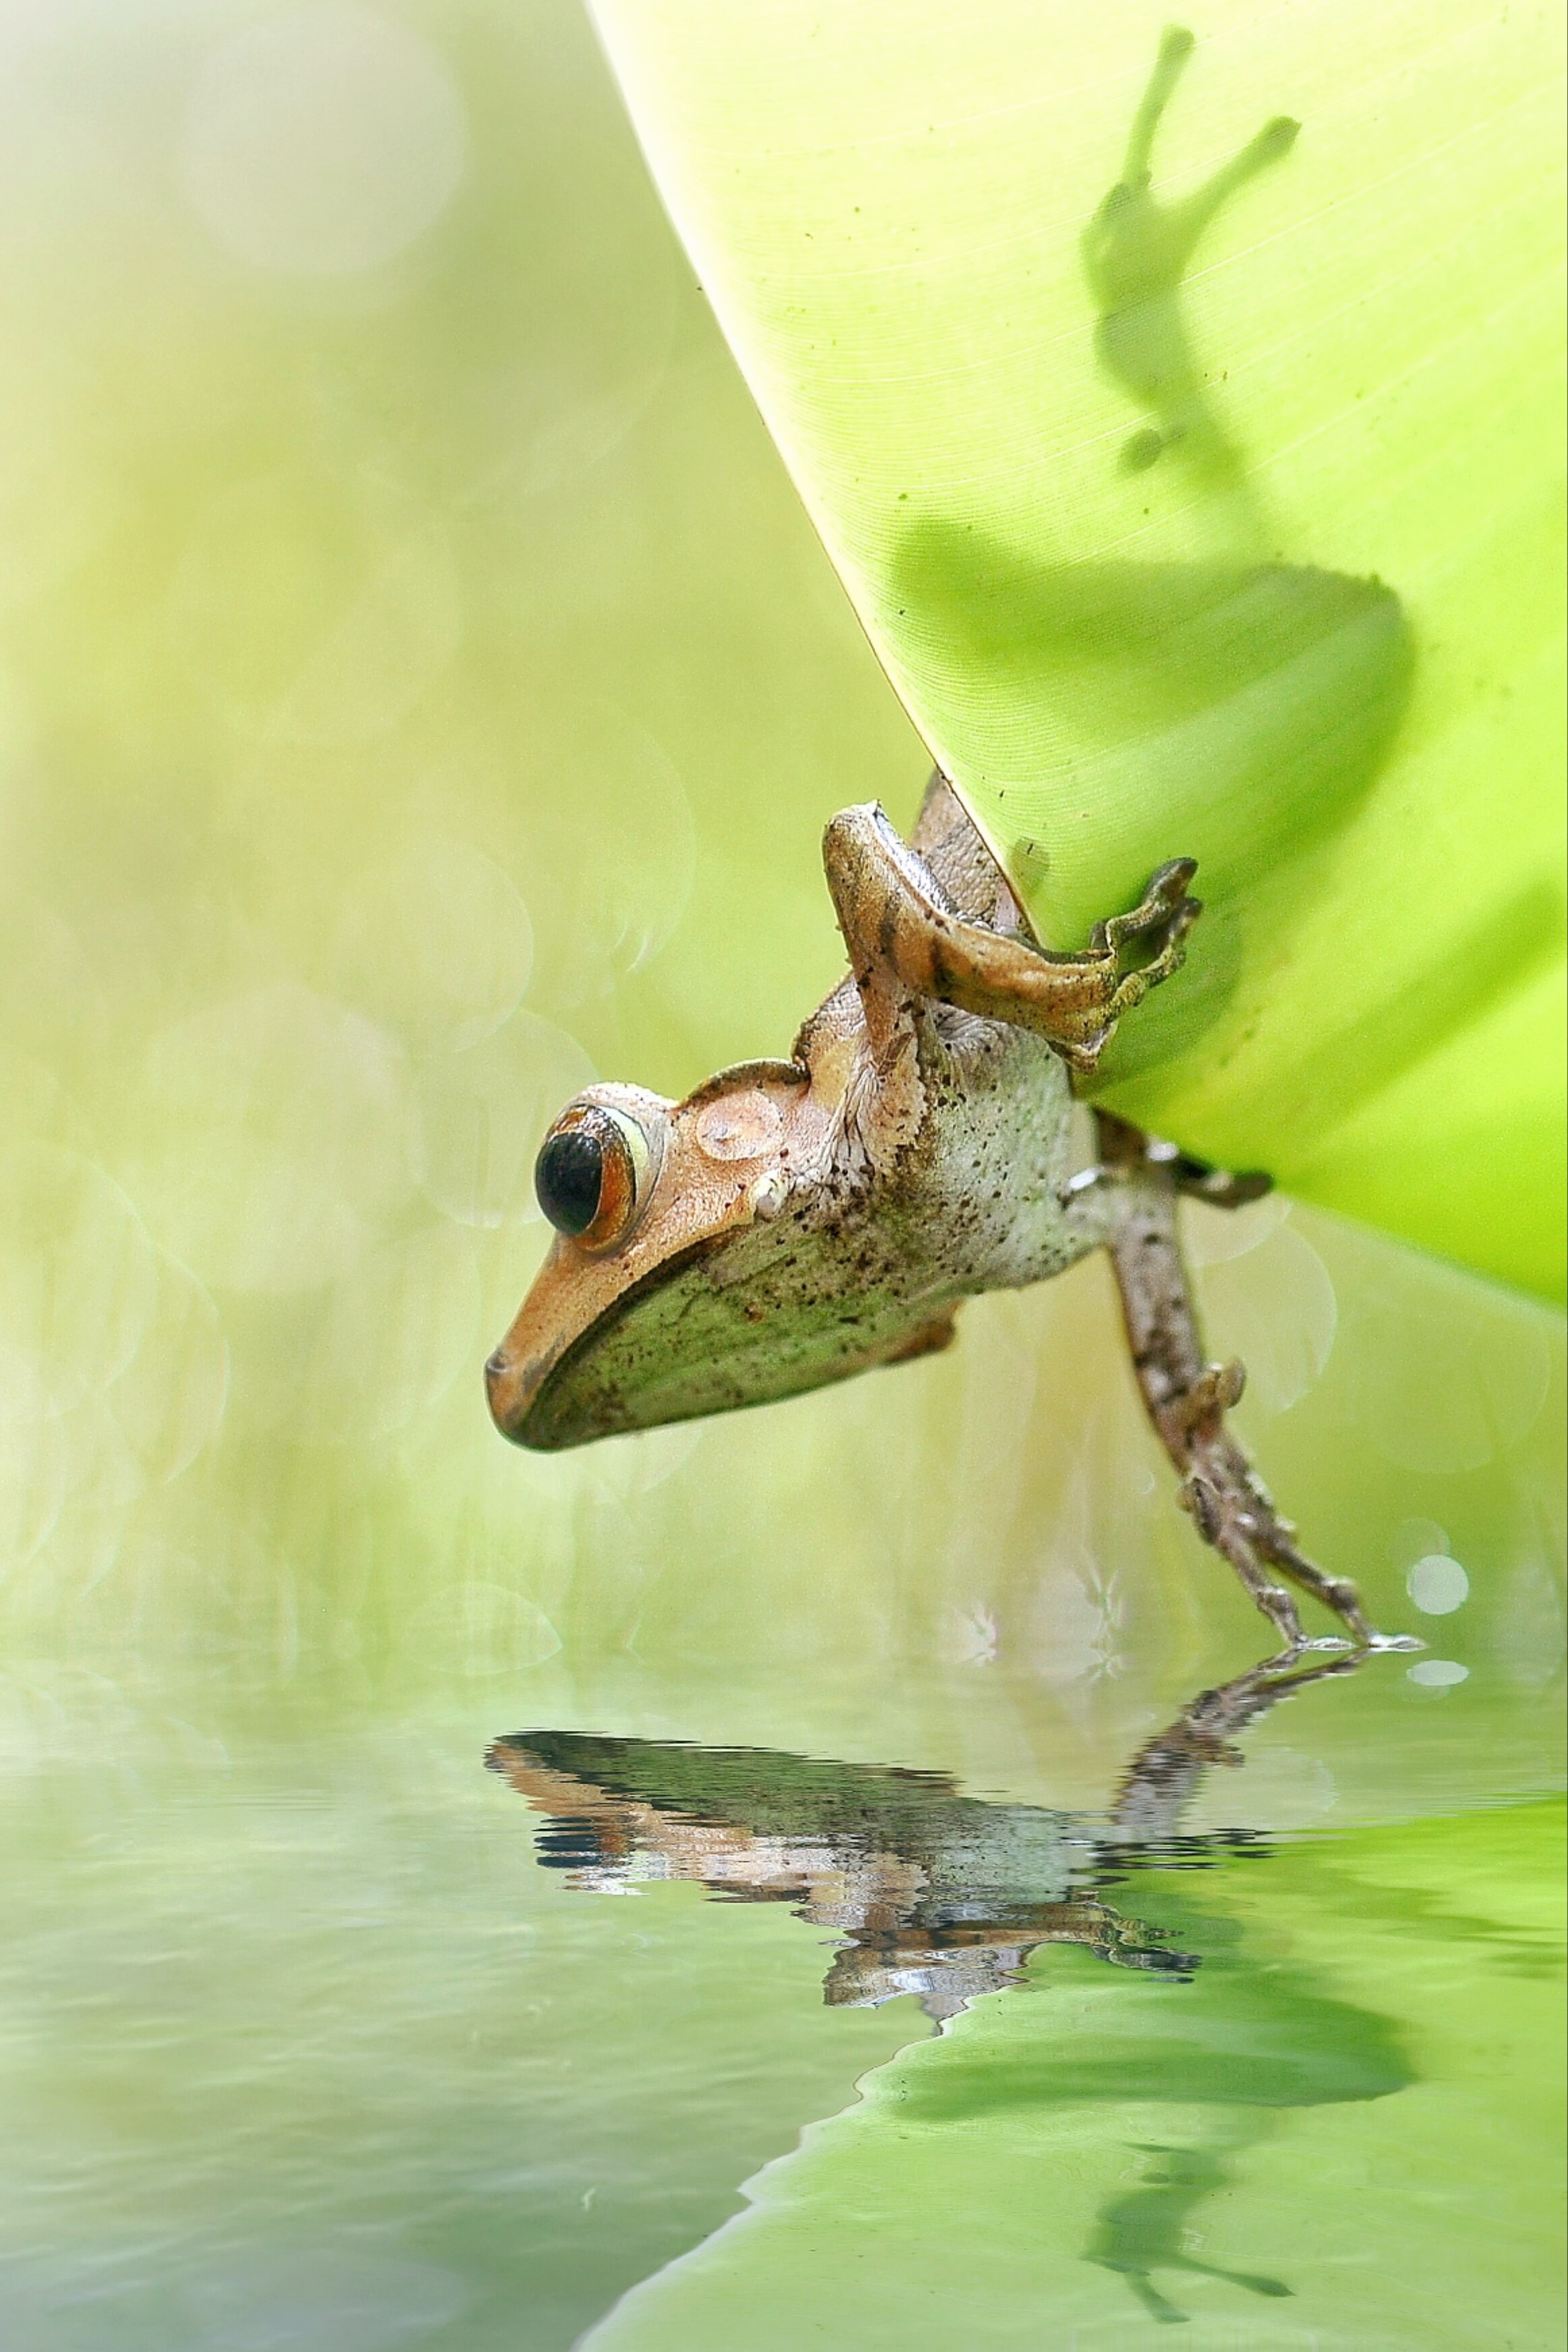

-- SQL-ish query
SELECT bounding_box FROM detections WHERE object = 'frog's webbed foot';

[1098,1112,1273,1210]
[823,804,1200,1074]
[1093,1116,1380,1651]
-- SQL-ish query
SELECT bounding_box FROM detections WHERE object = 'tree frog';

[486,775,1377,1654]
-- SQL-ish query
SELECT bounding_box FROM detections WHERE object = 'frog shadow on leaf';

[888,26,1419,1083]
[888,527,1416,1084]
[1083,22,1298,521]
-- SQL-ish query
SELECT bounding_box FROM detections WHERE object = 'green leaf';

[588,0,1566,1299]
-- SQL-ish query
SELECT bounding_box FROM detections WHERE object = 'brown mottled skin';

[487,775,1378,1651]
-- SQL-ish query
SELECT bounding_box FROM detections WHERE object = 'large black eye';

[535,1126,605,1237]
[534,1102,654,1251]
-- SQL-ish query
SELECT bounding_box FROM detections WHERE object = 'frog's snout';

[485,1342,534,1446]
[486,1321,584,1450]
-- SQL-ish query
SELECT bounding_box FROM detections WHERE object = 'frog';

[486,773,1378,1655]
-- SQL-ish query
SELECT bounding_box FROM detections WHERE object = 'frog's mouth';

[486,1225,958,1452]
[486,1236,725,1451]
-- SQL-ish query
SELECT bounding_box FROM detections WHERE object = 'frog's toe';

[1119,426,1166,473]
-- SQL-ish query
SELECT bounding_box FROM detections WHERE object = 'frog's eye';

[534,1102,656,1252]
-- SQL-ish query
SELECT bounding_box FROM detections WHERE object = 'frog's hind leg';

[822,803,1199,1073]
[1091,1116,1376,1651]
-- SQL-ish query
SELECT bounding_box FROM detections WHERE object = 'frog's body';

[508,1026,1076,1446]
[487,777,1379,1653]
[487,777,1186,1450]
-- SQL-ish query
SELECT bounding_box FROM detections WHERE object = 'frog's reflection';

[487,1646,1356,2025]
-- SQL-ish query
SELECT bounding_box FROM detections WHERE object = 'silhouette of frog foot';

[1085,28,1303,514]
[1223,2267,1293,2298]
[1119,25,1196,190]
[1099,2249,1293,2322]
[1249,115,1302,171]
[1093,2259,1190,2325]
[1120,426,1167,472]
[1181,2255,1293,2299]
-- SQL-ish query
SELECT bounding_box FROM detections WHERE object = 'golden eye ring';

[534,1102,655,1253]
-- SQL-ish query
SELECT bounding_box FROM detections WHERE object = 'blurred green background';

[0,4,1561,2346]
[0,0,1559,1679]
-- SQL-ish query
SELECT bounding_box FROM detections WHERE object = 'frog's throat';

[485,1233,723,1450]
[490,1222,958,1452]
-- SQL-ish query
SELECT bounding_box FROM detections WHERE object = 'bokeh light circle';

[1407,1659,1470,1689]
[1406,1554,1470,1616]
[180,4,468,276]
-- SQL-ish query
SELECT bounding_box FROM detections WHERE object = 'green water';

[0,3,1561,2346]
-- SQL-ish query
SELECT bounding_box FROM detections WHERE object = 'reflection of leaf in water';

[891,1890,1409,2325]
[895,1919,1409,2120]
[510,1660,1429,2334]
[501,1661,1407,2323]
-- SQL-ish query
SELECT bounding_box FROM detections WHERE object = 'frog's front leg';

[823,803,1199,1075]
[1090,1116,1376,1652]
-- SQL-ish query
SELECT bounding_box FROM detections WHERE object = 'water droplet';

[1407,1659,1469,1688]
[1197,1222,1336,1414]
[1181,1188,1289,1266]
[1392,1515,1449,1569]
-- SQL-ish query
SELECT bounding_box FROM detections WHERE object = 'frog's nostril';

[485,1349,507,1382]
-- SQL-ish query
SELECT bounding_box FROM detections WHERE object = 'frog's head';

[485,1060,833,1450]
